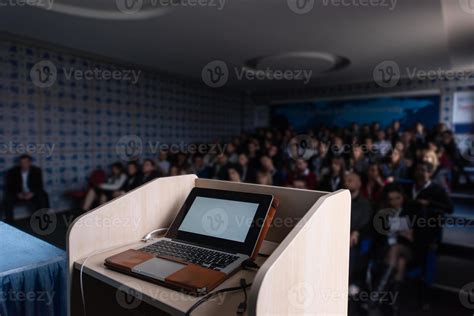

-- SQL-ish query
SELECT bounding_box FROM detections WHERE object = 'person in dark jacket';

[113,161,142,197]
[141,159,160,184]
[2,155,49,222]
[408,161,454,260]
[345,172,373,289]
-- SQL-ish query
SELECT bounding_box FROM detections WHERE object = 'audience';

[2,120,466,313]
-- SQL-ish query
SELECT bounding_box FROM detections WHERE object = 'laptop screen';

[178,196,259,242]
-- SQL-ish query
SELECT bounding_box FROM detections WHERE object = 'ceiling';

[0,0,473,91]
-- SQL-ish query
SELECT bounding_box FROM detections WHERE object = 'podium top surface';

[75,239,278,316]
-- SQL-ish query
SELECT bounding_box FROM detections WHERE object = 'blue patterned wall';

[0,38,246,209]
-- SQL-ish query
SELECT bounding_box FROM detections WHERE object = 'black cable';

[236,278,248,315]
[185,281,252,316]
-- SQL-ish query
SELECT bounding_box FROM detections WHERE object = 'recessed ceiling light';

[244,51,350,76]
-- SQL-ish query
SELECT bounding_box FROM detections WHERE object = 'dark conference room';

[0,0,473,316]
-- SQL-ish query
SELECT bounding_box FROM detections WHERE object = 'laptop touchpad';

[132,258,186,281]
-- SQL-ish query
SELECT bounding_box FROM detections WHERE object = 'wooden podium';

[67,175,351,315]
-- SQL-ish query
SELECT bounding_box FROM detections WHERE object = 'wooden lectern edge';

[248,189,351,316]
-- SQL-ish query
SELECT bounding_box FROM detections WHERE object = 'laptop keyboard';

[140,240,240,270]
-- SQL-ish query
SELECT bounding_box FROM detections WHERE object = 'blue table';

[0,222,67,316]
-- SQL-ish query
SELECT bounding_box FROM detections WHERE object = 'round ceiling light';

[244,51,350,76]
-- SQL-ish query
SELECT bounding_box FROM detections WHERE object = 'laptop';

[105,187,276,295]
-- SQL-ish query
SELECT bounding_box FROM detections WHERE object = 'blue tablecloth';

[0,222,67,316]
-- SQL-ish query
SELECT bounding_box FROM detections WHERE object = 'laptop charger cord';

[185,259,260,315]
[184,278,252,316]
[80,227,167,316]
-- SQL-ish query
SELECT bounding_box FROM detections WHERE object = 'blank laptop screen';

[178,196,259,242]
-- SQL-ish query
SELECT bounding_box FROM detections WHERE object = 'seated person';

[141,159,160,184]
[113,161,143,198]
[259,155,285,186]
[372,184,415,307]
[2,154,49,222]
[190,154,211,179]
[237,153,256,183]
[291,176,308,190]
[82,162,127,211]
[361,162,385,209]
[408,162,453,262]
[318,156,345,192]
[227,164,243,182]
[287,158,317,190]
[256,170,273,186]
[381,148,408,183]
[345,172,373,292]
